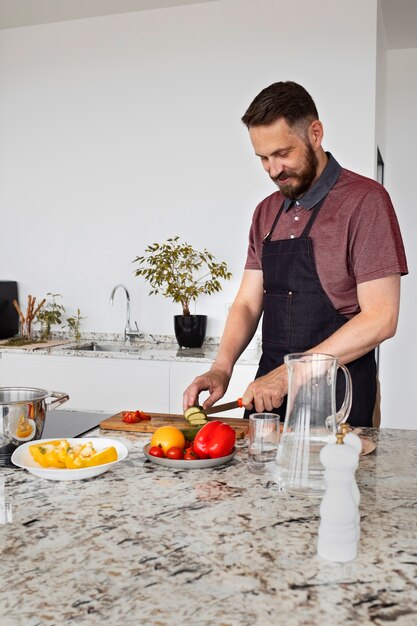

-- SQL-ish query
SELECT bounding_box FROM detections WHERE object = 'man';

[183,81,408,427]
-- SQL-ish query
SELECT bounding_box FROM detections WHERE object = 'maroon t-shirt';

[245,158,408,317]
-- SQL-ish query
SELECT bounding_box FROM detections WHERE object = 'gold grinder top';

[335,432,345,445]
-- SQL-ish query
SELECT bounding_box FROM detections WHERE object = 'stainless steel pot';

[0,387,69,466]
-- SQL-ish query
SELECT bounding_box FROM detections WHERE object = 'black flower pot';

[174,315,207,348]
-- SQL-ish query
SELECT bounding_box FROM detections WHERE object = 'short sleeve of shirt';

[245,214,262,270]
[348,187,408,284]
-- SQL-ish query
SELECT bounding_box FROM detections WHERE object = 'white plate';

[11,437,128,481]
[143,443,236,469]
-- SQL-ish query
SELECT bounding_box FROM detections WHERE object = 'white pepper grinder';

[340,423,361,540]
[317,432,359,562]
[340,422,362,455]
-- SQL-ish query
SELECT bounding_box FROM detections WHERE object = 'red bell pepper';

[193,420,236,459]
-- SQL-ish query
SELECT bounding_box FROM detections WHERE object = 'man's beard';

[272,143,319,200]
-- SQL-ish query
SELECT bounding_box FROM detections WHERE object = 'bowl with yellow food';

[11,437,128,480]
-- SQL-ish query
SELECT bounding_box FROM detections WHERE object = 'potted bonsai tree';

[133,236,232,348]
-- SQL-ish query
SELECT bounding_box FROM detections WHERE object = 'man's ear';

[308,120,324,148]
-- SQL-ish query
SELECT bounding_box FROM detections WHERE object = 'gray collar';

[283,152,342,211]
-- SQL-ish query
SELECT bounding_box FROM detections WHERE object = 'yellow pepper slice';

[44,449,66,468]
[29,442,66,468]
[56,441,71,464]
[29,444,50,467]
[84,447,118,467]
[64,453,86,469]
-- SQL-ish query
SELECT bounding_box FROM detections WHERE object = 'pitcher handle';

[335,364,352,426]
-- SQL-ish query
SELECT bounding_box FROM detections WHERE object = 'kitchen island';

[0,427,416,626]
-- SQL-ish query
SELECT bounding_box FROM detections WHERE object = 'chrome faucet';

[109,284,140,343]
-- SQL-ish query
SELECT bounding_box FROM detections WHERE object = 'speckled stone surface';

[0,332,261,365]
[0,427,416,625]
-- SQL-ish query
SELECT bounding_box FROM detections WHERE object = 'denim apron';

[246,197,376,428]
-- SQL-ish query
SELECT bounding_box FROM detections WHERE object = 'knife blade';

[205,398,243,415]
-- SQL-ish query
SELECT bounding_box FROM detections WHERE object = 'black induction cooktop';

[42,409,111,438]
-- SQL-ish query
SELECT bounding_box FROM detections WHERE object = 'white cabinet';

[0,353,170,413]
[168,361,258,415]
[0,352,257,415]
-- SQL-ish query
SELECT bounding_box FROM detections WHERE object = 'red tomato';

[148,445,165,458]
[123,410,151,423]
[135,410,151,421]
[193,420,236,459]
[166,446,184,460]
[184,446,199,460]
[123,412,140,423]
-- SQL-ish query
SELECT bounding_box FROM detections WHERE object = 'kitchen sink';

[62,342,143,353]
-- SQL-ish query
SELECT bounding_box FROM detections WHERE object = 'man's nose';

[268,158,284,179]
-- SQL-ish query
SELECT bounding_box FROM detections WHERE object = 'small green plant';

[66,309,86,343]
[36,293,65,340]
[134,236,232,316]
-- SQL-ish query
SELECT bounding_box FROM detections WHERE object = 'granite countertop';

[0,427,416,625]
[0,333,261,366]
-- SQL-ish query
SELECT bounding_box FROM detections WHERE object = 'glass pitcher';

[273,353,352,498]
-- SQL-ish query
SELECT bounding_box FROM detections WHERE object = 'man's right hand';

[182,368,230,411]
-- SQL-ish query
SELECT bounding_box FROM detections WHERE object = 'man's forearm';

[306,310,396,365]
[211,301,261,377]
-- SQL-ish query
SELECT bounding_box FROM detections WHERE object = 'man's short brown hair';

[241,81,319,131]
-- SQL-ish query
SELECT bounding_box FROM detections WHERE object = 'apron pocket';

[262,290,292,348]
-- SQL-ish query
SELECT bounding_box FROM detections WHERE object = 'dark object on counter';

[174,314,207,348]
[42,409,109,439]
[0,281,19,339]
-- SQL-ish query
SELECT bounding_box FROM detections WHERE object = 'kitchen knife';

[205,398,243,415]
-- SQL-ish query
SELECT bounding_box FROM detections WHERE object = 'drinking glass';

[248,413,281,474]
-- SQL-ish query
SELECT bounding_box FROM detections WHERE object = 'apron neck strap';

[300,195,327,237]
[262,200,286,245]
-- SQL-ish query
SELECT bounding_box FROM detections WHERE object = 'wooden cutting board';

[99,411,248,439]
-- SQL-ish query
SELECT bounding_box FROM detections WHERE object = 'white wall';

[376,0,387,162]
[379,48,417,428]
[0,0,378,339]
